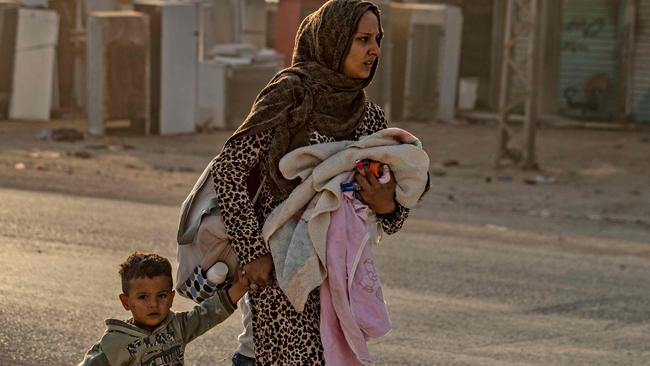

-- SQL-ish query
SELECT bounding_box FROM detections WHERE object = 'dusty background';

[1,117,648,243]
[1,117,650,365]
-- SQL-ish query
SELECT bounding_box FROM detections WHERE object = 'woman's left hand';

[354,165,397,214]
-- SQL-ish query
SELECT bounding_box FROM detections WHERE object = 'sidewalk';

[1,117,648,243]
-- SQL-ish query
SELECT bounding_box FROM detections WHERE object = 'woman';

[212,1,409,364]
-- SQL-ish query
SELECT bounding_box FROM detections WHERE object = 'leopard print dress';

[211,101,408,365]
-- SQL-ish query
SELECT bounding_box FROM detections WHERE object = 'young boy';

[78,251,249,366]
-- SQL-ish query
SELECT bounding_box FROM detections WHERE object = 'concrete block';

[0,0,18,118]
[134,0,199,135]
[198,58,281,130]
[86,11,150,135]
[9,8,58,120]
[18,0,47,8]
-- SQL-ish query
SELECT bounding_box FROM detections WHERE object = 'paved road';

[1,187,650,365]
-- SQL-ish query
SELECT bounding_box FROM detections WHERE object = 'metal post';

[522,0,539,169]
[495,0,514,167]
[495,0,540,169]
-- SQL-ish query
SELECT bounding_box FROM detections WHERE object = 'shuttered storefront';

[631,1,650,122]
[559,0,622,120]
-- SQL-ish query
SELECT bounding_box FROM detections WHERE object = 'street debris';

[524,175,556,185]
[431,162,446,177]
[14,162,25,170]
[30,151,61,159]
[432,168,446,177]
[528,209,551,218]
[71,151,92,159]
[485,224,508,231]
[579,164,623,177]
[84,144,109,150]
[586,213,602,221]
[84,143,136,151]
[442,159,460,167]
[485,175,514,183]
[36,128,84,142]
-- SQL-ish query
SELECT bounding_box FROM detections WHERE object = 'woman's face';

[342,11,381,79]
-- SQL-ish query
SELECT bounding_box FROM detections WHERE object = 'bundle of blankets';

[263,127,430,366]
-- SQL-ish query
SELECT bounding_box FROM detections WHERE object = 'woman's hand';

[354,165,397,215]
[242,253,274,290]
[228,269,250,304]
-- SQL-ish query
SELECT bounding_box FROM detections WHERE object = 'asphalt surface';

[2,187,650,365]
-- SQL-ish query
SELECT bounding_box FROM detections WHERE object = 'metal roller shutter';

[558,0,622,120]
[631,1,650,122]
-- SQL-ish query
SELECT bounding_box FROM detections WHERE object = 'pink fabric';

[320,192,391,366]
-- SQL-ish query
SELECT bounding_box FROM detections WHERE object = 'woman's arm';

[211,131,273,267]
[212,74,305,288]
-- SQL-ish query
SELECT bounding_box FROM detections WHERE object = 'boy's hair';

[119,251,172,294]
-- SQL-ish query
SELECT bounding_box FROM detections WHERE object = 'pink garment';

[320,192,391,366]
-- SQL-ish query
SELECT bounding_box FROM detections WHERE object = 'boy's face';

[119,275,175,331]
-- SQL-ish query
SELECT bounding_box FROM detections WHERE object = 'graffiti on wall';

[560,15,614,119]
[565,17,606,37]
[560,17,606,53]
[563,73,611,118]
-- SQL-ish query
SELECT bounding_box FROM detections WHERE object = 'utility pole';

[495,0,541,169]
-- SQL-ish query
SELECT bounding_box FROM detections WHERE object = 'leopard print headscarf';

[226,0,382,200]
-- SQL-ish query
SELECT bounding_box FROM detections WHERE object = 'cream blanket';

[263,128,430,311]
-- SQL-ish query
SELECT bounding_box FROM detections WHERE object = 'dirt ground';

[0,116,649,244]
[2,116,650,365]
